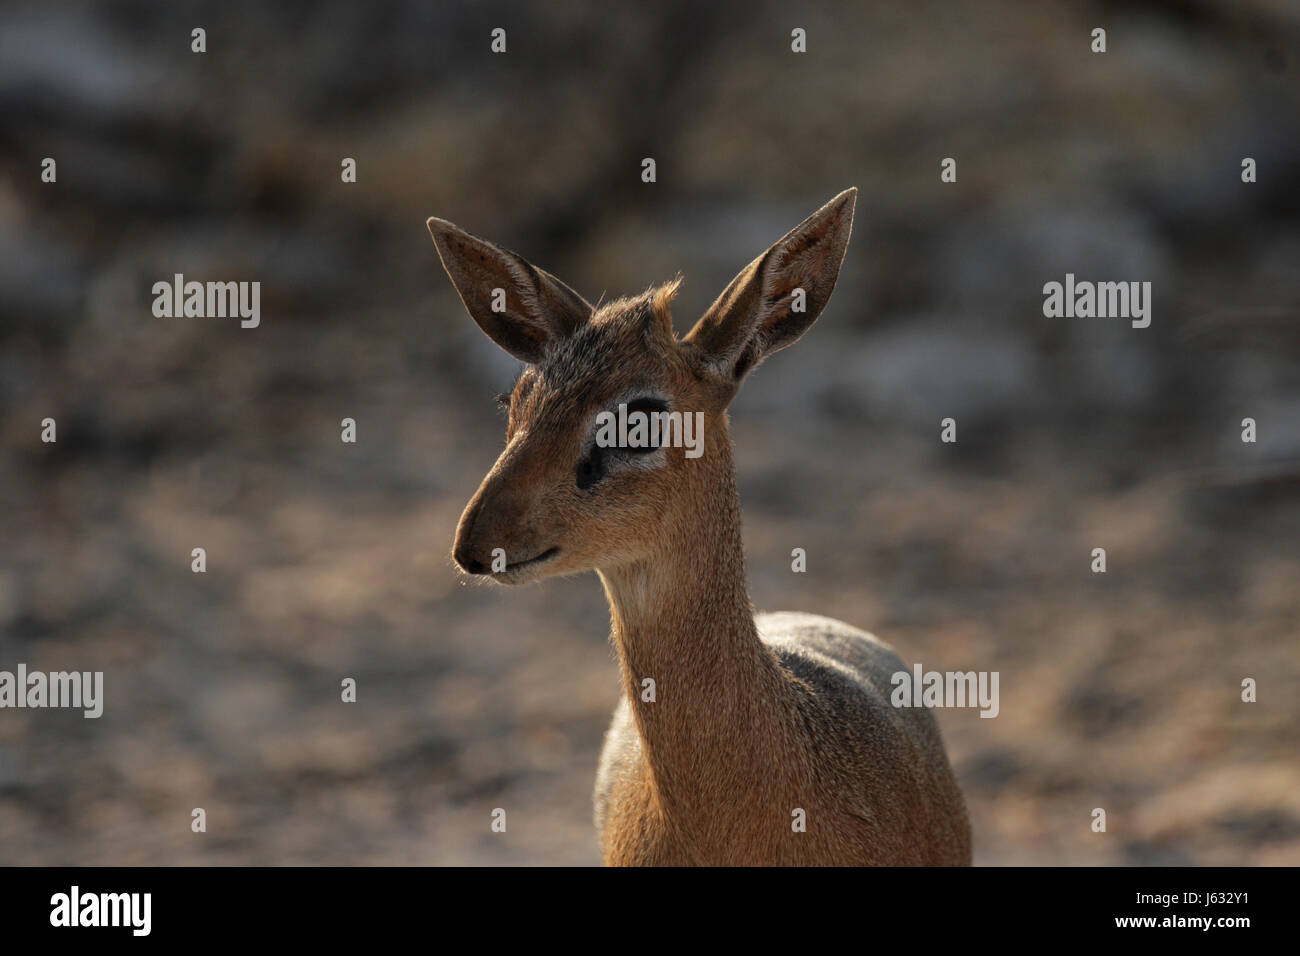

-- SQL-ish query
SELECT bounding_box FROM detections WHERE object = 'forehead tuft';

[650,276,682,327]
[523,281,681,393]
[592,277,679,332]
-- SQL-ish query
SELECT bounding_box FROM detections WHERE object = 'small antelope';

[428,190,971,865]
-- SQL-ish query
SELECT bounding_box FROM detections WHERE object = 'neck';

[597,432,796,828]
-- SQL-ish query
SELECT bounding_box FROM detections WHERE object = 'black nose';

[455,546,487,575]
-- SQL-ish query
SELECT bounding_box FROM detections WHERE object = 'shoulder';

[756,611,907,687]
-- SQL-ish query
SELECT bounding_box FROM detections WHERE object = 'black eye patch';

[575,396,670,489]
[576,447,606,490]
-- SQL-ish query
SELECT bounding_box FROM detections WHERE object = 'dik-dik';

[428,190,971,865]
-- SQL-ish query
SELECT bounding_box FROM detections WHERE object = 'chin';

[494,548,567,585]
[519,557,602,585]
[489,567,545,586]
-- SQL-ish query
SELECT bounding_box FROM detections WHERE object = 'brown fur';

[428,190,972,866]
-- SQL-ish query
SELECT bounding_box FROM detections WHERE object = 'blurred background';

[1,0,1298,865]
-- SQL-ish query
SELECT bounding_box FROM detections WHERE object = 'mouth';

[503,547,559,572]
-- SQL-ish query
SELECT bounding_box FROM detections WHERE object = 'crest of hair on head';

[653,275,683,337]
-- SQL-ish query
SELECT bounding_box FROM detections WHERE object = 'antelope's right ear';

[427,217,593,365]
[684,188,856,385]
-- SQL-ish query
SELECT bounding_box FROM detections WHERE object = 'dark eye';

[623,397,669,454]
[627,397,668,416]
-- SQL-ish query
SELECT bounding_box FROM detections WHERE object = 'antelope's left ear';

[427,216,593,365]
[684,188,856,383]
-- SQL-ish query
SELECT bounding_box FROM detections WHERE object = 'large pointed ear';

[427,217,593,364]
[684,188,856,383]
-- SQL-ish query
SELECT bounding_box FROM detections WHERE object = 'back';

[594,610,972,864]
[758,611,972,864]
